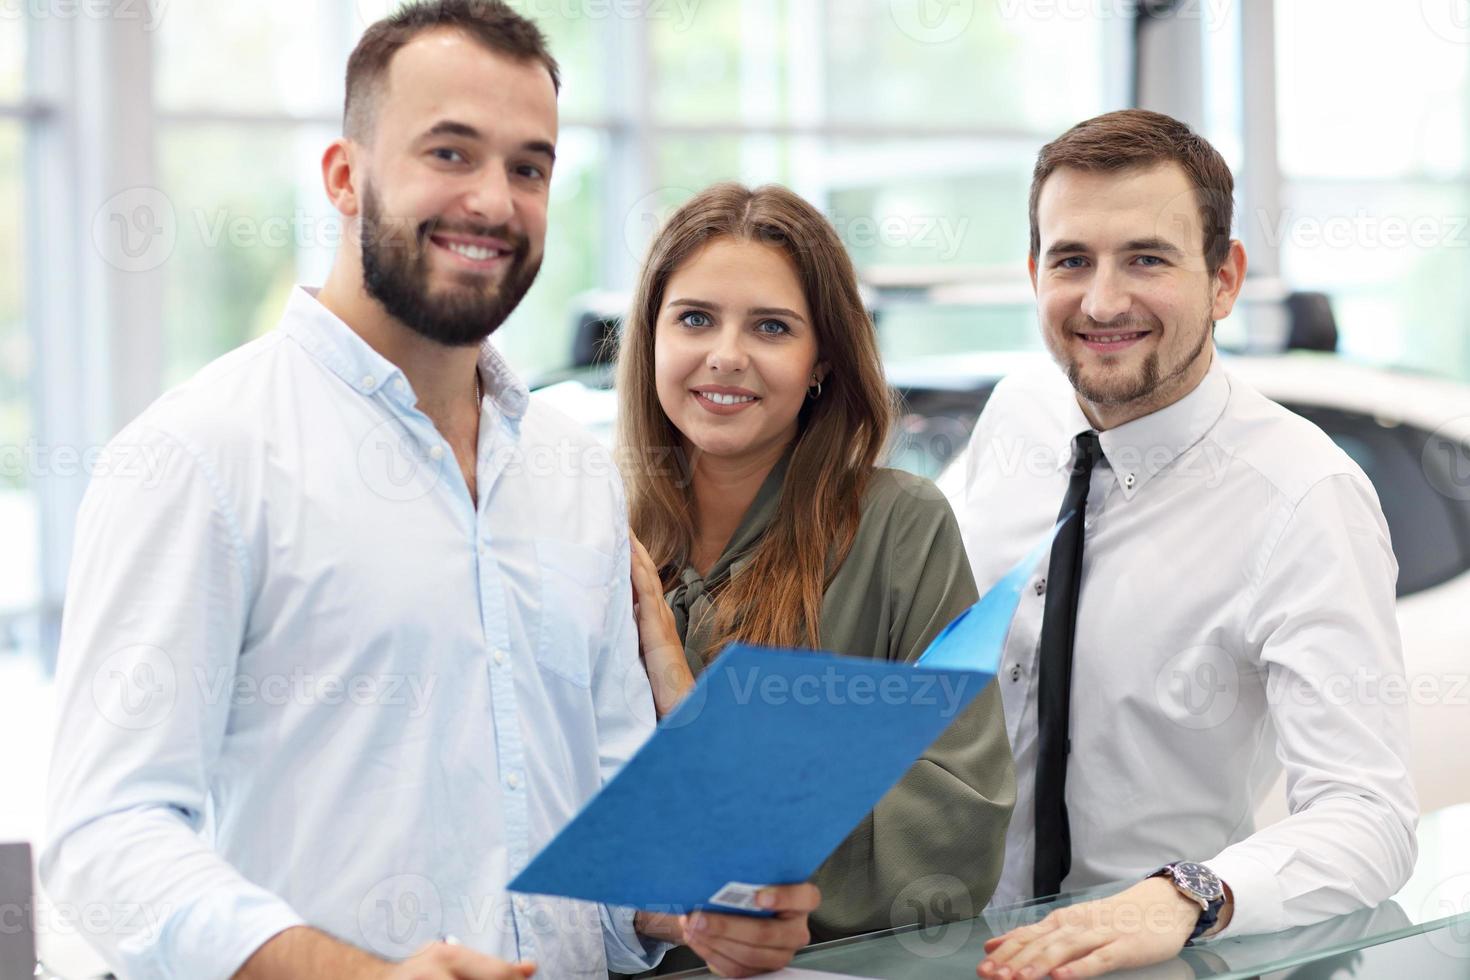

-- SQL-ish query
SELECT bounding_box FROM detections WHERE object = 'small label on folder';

[708,881,768,911]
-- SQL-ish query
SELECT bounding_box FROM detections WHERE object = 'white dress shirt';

[944,351,1418,938]
[42,287,664,980]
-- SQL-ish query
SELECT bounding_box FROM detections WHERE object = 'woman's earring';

[807,377,823,400]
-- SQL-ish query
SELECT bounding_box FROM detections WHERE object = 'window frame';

[11,0,1179,664]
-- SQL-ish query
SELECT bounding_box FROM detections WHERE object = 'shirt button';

[1009,664,1022,682]
[428,444,445,461]
[392,378,406,393]
[506,772,522,790]
[1124,473,1137,489]
[1034,578,1047,596]
[493,648,508,666]
[361,375,376,391]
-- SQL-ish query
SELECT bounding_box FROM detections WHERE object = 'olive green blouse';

[664,453,1016,942]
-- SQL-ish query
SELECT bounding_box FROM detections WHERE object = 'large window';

[0,16,22,101]
[1276,1,1470,380]
[0,2,1123,662]
[635,2,1123,370]
[152,1,346,386]
[0,12,36,655]
[156,124,338,387]
[145,0,1124,383]
[149,1,617,385]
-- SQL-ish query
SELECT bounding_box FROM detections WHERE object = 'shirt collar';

[1092,351,1231,499]
[279,285,530,421]
[1054,387,1096,476]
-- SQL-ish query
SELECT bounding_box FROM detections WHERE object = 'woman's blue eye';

[756,319,790,335]
[679,311,712,328]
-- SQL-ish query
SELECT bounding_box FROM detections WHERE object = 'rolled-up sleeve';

[1204,473,1418,939]
[40,424,304,980]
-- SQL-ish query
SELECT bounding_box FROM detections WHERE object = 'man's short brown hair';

[1028,109,1235,274]
[344,0,560,140]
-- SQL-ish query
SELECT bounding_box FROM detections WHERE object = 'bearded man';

[41,4,816,978]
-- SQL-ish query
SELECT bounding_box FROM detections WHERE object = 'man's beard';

[359,183,542,347]
[1055,313,1212,407]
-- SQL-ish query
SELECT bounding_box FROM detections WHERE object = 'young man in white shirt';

[945,109,1418,979]
[41,3,816,978]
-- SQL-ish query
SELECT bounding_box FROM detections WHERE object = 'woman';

[615,181,1015,968]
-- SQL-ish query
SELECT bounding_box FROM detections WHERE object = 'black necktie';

[1033,430,1103,899]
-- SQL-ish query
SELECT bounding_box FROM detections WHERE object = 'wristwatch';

[1146,862,1226,943]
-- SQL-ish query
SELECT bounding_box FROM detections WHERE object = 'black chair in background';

[1285,290,1340,352]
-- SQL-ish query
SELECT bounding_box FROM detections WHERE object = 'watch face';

[1173,862,1223,902]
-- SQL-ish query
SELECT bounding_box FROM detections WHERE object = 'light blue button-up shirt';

[42,287,664,979]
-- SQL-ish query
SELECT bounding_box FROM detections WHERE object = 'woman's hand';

[630,532,695,717]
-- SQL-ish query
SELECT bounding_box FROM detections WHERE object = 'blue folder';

[507,525,1061,914]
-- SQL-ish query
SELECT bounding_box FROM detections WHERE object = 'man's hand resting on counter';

[977,878,1232,980]
[233,926,536,979]
[636,882,822,977]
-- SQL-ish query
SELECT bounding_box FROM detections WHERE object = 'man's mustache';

[416,217,531,256]
[1064,314,1162,334]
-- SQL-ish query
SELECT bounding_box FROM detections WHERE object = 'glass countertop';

[669,804,1470,978]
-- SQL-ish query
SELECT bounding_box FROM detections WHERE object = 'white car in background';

[534,349,1470,819]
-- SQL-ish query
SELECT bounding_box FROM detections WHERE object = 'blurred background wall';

[0,0,1467,662]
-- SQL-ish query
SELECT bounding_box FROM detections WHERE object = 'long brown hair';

[616,182,893,652]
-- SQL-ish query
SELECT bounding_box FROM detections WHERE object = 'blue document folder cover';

[507,524,1061,913]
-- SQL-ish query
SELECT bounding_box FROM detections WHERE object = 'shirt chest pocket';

[534,539,614,688]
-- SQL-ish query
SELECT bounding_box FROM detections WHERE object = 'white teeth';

[701,392,755,405]
[445,241,500,261]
